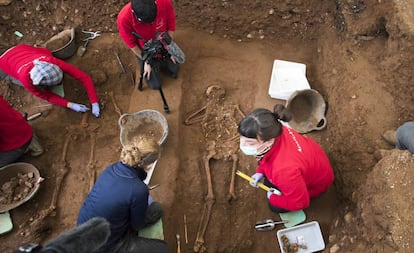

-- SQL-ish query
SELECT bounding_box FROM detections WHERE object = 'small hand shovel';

[255,219,288,231]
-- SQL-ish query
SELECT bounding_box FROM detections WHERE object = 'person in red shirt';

[0,95,44,167]
[0,44,100,117]
[117,0,180,90]
[238,104,334,212]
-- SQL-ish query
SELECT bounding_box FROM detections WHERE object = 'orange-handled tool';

[236,170,282,196]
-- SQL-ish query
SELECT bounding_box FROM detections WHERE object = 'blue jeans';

[396,121,414,153]
[0,138,31,167]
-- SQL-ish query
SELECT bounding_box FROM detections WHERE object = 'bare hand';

[170,55,177,64]
[143,61,152,79]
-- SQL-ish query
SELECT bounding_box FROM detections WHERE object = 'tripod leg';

[159,88,170,113]
[138,64,144,91]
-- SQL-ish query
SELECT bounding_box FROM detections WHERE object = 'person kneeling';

[77,137,167,253]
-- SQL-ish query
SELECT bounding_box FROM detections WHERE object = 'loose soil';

[125,121,163,145]
[0,0,413,253]
[0,173,36,206]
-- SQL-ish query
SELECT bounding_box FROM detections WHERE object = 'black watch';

[16,243,43,253]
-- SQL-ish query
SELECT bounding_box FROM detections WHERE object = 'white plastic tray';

[268,59,311,100]
[276,221,325,253]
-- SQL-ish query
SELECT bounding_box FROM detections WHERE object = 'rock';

[246,33,253,39]
[329,234,337,243]
[1,14,11,20]
[330,244,340,253]
[0,0,12,6]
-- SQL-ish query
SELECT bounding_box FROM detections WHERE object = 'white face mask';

[240,143,258,156]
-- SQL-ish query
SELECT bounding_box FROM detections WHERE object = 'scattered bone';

[109,91,122,116]
[21,131,73,241]
[80,112,89,128]
[21,113,100,241]
[87,131,97,192]
[184,85,244,252]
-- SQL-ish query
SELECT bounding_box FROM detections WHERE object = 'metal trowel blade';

[254,219,288,231]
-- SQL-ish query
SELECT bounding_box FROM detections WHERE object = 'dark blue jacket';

[77,162,148,252]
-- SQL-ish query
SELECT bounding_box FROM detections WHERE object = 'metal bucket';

[285,89,327,134]
[0,162,42,212]
[118,110,169,147]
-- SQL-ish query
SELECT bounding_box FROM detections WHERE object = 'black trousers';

[138,56,179,90]
[112,202,168,253]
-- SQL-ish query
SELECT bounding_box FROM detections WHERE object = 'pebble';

[1,14,11,20]
[0,0,12,6]
[344,212,353,223]
[246,33,253,39]
[330,244,340,253]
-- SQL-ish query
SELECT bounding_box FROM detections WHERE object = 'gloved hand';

[267,188,282,199]
[148,195,153,205]
[250,173,264,188]
[68,102,89,113]
[91,103,100,118]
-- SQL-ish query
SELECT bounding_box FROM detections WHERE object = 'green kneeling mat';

[138,218,164,240]
[279,210,306,228]
[0,211,13,235]
[50,84,65,97]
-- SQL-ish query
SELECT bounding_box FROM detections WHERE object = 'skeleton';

[21,113,99,241]
[184,85,245,253]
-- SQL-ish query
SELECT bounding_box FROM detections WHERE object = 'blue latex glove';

[267,188,282,199]
[68,102,89,113]
[250,173,264,188]
[91,102,100,117]
[148,195,153,205]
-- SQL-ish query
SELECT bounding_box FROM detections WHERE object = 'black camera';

[141,32,172,64]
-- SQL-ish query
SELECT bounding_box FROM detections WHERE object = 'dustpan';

[279,210,306,228]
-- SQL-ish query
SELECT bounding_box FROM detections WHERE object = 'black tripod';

[138,61,170,113]
[134,31,171,113]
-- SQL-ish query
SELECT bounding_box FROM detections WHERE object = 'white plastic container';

[268,60,311,100]
[277,221,325,253]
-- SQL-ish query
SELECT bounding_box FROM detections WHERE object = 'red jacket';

[257,126,334,211]
[117,0,176,49]
[0,44,99,107]
[0,96,32,152]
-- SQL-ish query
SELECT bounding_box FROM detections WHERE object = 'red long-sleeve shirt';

[117,0,176,49]
[0,44,99,107]
[257,126,334,211]
[0,95,32,152]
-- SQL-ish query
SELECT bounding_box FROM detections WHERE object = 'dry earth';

[0,0,413,253]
